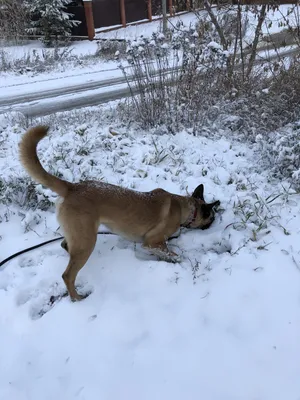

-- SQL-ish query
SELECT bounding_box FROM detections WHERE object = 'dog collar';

[182,206,197,228]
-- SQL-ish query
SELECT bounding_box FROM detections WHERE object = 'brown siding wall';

[68,1,88,36]
[92,0,149,29]
[125,0,148,23]
[92,0,121,29]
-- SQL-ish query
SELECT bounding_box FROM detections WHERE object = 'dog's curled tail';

[19,125,70,197]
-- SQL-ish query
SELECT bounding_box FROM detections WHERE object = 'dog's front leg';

[143,217,182,263]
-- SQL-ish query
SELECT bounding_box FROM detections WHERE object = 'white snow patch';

[0,113,300,399]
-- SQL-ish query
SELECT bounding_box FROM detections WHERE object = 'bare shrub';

[94,40,126,60]
[0,0,29,42]
[118,27,229,132]
[0,46,75,73]
[216,55,300,139]
[119,2,299,136]
[257,120,300,191]
[0,176,52,210]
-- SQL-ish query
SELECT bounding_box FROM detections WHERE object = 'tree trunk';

[162,0,168,34]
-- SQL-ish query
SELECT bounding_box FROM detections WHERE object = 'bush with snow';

[95,40,126,61]
[0,0,29,42]
[118,26,228,132]
[257,121,300,191]
[119,20,300,136]
[25,0,80,46]
[211,57,300,139]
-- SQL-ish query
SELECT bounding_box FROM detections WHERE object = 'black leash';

[0,231,180,268]
[0,231,116,268]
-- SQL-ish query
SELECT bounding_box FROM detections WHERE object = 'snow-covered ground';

[0,109,300,400]
[0,4,299,397]
[0,41,120,88]
[1,5,298,89]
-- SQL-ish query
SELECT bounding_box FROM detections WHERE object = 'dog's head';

[186,184,220,230]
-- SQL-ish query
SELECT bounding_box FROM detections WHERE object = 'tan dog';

[19,126,220,301]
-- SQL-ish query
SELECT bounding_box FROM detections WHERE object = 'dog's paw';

[159,252,182,264]
[71,290,91,302]
[71,284,94,302]
[134,245,159,261]
[137,244,182,263]
[149,247,182,264]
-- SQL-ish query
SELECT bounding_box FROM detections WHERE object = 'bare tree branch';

[246,4,267,77]
[237,2,246,80]
[203,0,228,50]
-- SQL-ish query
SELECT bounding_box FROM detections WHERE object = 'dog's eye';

[201,204,213,219]
[201,209,210,219]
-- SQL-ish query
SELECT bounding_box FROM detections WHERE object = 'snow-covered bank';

[0,110,300,400]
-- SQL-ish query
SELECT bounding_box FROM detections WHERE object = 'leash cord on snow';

[0,231,180,268]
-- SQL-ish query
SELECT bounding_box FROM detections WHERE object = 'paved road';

[0,78,133,118]
[0,63,168,117]
[0,46,298,118]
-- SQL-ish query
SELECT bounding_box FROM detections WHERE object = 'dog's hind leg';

[61,239,68,252]
[61,228,97,302]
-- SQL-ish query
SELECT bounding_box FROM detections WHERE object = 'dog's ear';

[192,184,204,200]
[209,200,220,208]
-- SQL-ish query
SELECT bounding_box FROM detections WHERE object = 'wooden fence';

[68,0,195,39]
[68,0,298,40]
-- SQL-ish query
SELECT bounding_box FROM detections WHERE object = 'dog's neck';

[181,201,197,228]
[173,195,197,228]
